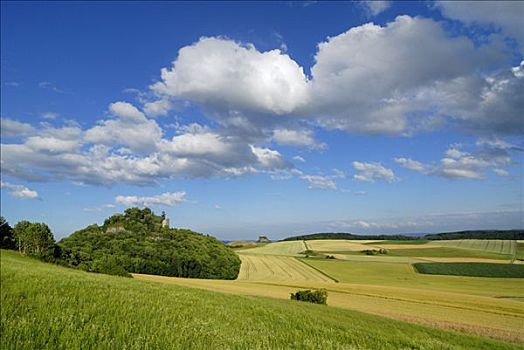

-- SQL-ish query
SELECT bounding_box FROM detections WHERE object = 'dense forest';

[423,230,524,240]
[1,209,241,279]
[282,232,416,241]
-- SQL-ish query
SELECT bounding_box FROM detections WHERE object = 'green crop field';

[5,250,521,350]
[414,262,524,278]
[429,240,517,255]
[237,240,306,256]
[385,247,512,260]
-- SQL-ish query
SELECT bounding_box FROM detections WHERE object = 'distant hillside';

[282,232,415,241]
[282,230,524,242]
[423,230,524,240]
[58,207,240,279]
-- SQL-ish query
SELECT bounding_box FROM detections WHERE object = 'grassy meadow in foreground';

[4,250,522,350]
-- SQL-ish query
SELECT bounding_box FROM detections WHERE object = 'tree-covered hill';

[58,208,240,279]
[423,230,524,240]
[282,232,416,241]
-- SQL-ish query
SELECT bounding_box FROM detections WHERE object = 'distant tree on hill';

[257,235,271,243]
[0,216,16,249]
[13,221,57,260]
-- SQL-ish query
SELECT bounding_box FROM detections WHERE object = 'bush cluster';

[290,289,328,305]
[361,249,388,255]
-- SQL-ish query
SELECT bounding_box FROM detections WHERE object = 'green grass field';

[414,263,524,278]
[4,250,521,350]
[429,240,516,255]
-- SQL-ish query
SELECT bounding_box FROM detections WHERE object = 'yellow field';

[236,240,306,256]
[305,239,380,252]
[237,254,334,283]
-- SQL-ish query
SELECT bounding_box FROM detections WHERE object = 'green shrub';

[362,249,388,255]
[91,256,131,277]
[290,289,327,305]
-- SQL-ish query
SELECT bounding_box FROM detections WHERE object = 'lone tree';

[13,221,56,259]
[256,235,271,243]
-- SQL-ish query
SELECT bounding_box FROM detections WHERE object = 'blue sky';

[1,1,523,240]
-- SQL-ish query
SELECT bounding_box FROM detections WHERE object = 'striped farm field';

[429,240,516,255]
[305,239,380,252]
[236,240,306,256]
[237,254,334,282]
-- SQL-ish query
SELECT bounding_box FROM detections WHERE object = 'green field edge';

[295,257,340,283]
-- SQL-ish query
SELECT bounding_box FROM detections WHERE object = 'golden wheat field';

[236,254,334,282]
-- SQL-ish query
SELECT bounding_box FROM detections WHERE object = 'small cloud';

[214,204,222,209]
[493,168,510,177]
[359,1,391,17]
[39,81,65,93]
[352,161,397,183]
[41,112,60,120]
[293,155,306,163]
[115,191,186,207]
[394,157,427,173]
[332,168,346,178]
[301,175,337,190]
[4,82,20,87]
[1,181,39,199]
[353,191,367,196]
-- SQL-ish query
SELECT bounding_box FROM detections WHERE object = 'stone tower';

[162,217,170,228]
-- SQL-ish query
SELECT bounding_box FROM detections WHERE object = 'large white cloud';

[308,15,509,134]
[151,37,309,115]
[148,16,518,137]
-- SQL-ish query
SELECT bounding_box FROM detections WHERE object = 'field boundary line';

[296,258,339,283]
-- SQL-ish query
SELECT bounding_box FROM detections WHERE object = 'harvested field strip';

[237,254,335,283]
[236,240,306,256]
[306,239,380,252]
